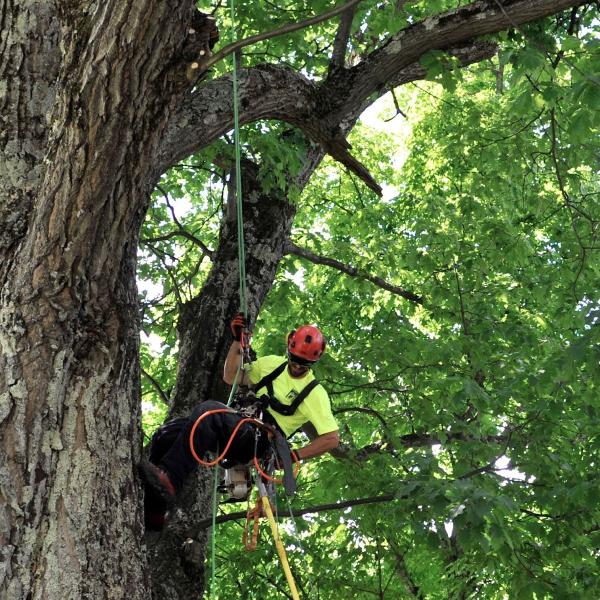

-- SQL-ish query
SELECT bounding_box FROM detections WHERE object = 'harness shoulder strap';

[288,379,320,412]
[253,360,322,417]
[253,361,287,396]
[268,378,321,417]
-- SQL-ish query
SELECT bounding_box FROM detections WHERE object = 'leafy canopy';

[140,4,599,598]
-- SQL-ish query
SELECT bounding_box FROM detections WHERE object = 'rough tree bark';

[0,2,213,598]
[0,0,588,599]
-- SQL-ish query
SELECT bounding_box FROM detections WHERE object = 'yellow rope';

[259,493,301,600]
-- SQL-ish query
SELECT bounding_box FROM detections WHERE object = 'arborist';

[139,315,339,526]
[224,314,339,461]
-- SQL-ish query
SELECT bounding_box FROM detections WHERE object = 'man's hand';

[224,314,251,386]
[230,313,246,342]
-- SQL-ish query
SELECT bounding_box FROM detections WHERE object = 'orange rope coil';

[188,408,300,483]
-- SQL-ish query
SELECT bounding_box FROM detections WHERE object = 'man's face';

[287,356,312,378]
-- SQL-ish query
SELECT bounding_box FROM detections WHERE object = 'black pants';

[157,400,270,491]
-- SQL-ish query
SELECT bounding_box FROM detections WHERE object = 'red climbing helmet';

[287,325,326,364]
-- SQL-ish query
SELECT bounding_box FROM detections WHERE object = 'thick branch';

[329,4,357,71]
[157,64,316,173]
[285,240,423,304]
[157,41,495,174]
[325,0,589,118]
[337,433,506,461]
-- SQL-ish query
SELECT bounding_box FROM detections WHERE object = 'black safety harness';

[224,360,322,496]
[254,360,322,417]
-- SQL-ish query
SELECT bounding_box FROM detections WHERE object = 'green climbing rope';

[210,458,220,598]
[231,1,247,321]
[223,0,247,408]
[209,0,247,596]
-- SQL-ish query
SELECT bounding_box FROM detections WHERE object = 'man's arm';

[223,341,250,385]
[294,430,340,461]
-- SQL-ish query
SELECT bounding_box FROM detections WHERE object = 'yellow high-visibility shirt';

[247,355,338,438]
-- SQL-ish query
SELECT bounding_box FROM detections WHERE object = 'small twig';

[141,368,170,406]
[347,171,366,208]
[141,230,214,258]
[285,241,423,304]
[521,508,585,520]
[384,88,408,121]
[549,109,588,296]
[141,241,185,306]
[454,266,469,336]
[155,185,214,257]
[333,406,391,430]
[409,82,460,109]
[197,0,368,74]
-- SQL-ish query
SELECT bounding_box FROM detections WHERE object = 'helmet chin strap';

[287,350,317,367]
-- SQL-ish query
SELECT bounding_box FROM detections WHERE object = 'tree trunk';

[173,158,298,412]
[0,2,199,598]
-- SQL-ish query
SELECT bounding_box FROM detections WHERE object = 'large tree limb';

[158,0,585,175]
[157,40,495,175]
[285,240,424,304]
[156,64,316,173]
[322,0,589,120]
[301,413,510,463]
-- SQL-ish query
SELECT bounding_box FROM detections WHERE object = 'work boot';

[143,486,168,532]
[138,459,176,505]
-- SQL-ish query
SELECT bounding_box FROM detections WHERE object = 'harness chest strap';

[254,361,322,417]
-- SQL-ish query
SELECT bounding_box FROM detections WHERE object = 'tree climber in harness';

[139,315,339,529]
[224,314,340,461]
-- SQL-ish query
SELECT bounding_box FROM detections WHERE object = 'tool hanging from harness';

[219,424,297,501]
